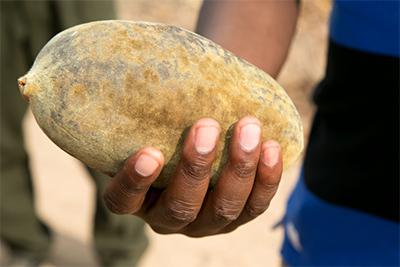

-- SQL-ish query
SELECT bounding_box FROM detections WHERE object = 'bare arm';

[196,0,299,78]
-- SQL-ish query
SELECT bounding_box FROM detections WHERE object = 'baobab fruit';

[18,20,303,187]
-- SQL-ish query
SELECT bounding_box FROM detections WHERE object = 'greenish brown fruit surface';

[18,20,303,187]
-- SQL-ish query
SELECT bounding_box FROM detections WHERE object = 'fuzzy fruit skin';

[19,20,303,187]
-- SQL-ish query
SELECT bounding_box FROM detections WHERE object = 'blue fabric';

[281,173,400,266]
[330,0,400,57]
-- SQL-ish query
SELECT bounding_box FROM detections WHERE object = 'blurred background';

[2,0,331,266]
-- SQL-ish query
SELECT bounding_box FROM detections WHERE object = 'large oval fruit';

[18,20,303,187]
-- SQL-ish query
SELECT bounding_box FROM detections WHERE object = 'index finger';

[145,118,221,230]
[103,147,164,215]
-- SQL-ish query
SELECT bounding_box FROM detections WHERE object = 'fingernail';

[135,154,159,177]
[262,141,280,167]
[195,126,220,154]
[239,123,261,152]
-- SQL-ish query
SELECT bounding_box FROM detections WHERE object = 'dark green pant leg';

[0,1,51,260]
[2,1,147,264]
[88,169,148,267]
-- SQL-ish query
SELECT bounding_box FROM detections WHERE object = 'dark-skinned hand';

[103,116,283,237]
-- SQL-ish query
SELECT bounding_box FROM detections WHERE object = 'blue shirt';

[281,1,399,266]
[282,174,399,266]
[330,0,399,57]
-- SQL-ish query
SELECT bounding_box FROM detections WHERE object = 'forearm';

[196,0,299,78]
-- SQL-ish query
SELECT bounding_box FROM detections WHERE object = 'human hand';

[103,116,282,237]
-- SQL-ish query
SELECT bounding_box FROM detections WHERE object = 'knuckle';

[164,200,198,225]
[259,180,279,196]
[245,203,268,218]
[231,160,257,180]
[180,158,211,182]
[118,179,147,197]
[213,201,242,223]
[214,208,240,223]
[118,163,153,196]
[103,192,129,215]
[123,167,150,193]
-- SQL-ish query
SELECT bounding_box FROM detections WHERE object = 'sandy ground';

[7,1,330,266]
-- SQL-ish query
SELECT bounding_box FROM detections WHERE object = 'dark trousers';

[1,1,148,266]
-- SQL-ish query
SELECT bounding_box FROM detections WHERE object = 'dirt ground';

[15,1,331,266]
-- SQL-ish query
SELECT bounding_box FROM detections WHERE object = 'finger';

[103,147,164,215]
[185,116,262,235]
[145,118,221,231]
[222,140,282,233]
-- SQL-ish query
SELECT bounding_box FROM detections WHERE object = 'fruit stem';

[17,76,30,102]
